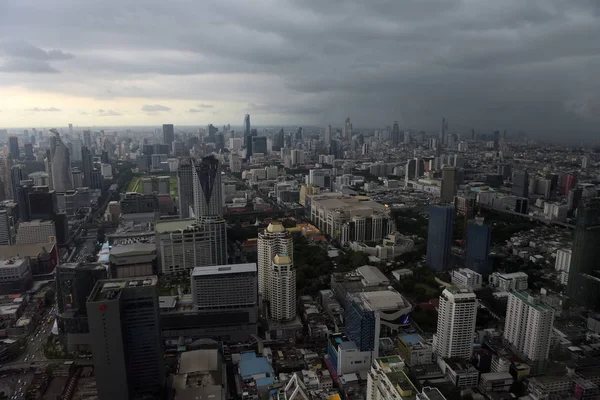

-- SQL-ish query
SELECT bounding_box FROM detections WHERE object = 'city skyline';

[1,1,600,140]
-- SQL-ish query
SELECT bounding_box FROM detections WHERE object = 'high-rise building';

[8,136,19,159]
[56,263,108,352]
[81,146,93,188]
[71,139,83,162]
[466,222,492,276]
[162,124,174,146]
[0,210,11,245]
[244,114,251,139]
[426,205,454,271]
[433,287,477,359]
[440,117,448,147]
[192,156,227,266]
[10,164,26,203]
[251,136,268,155]
[257,221,293,298]
[391,121,400,145]
[324,125,332,144]
[16,220,56,244]
[504,291,554,362]
[511,170,529,198]
[16,181,34,222]
[0,155,13,200]
[566,198,600,310]
[24,143,34,160]
[49,129,73,193]
[177,158,194,218]
[440,166,457,203]
[87,277,165,400]
[343,118,352,140]
[563,173,577,196]
[71,168,83,188]
[269,254,296,322]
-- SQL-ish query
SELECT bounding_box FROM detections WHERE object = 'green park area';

[125,175,178,196]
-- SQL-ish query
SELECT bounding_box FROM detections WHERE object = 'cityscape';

[2,1,600,400]
[0,119,596,400]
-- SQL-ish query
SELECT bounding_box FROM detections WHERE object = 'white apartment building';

[488,271,528,292]
[257,222,293,298]
[269,254,296,322]
[366,356,419,400]
[433,287,477,360]
[451,268,482,290]
[308,169,332,189]
[100,163,113,179]
[0,258,31,283]
[16,220,56,245]
[555,249,571,285]
[504,291,555,362]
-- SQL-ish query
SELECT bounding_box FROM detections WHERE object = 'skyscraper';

[244,114,251,138]
[466,222,492,276]
[87,277,165,400]
[71,139,83,162]
[391,121,400,145]
[8,136,19,159]
[426,205,455,271]
[192,156,227,266]
[10,164,26,203]
[324,125,332,144]
[251,136,268,155]
[80,146,93,188]
[16,181,34,222]
[566,198,600,310]
[177,158,194,218]
[433,287,477,359]
[0,210,11,245]
[343,118,352,140]
[44,150,54,190]
[512,170,529,198]
[258,221,293,298]
[439,117,448,147]
[162,124,174,146]
[49,129,73,193]
[0,155,13,200]
[269,254,296,322]
[274,128,285,151]
[440,166,457,203]
[504,291,554,363]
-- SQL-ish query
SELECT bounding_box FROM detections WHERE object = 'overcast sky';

[1,0,599,139]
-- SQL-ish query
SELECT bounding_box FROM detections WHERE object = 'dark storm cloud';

[27,107,61,112]
[1,0,600,138]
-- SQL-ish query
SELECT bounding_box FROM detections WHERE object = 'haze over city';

[1,0,600,141]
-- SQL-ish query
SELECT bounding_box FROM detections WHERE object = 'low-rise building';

[451,268,482,290]
[0,258,32,294]
[478,372,513,394]
[488,271,528,292]
[397,334,433,366]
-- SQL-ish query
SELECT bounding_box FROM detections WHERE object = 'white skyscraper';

[192,156,227,266]
[433,287,477,359]
[503,291,554,362]
[269,254,296,322]
[257,222,293,298]
[49,129,73,193]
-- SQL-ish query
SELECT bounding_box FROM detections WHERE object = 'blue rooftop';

[239,352,273,381]
[255,377,275,387]
[400,334,421,346]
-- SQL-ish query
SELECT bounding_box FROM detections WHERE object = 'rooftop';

[109,243,156,257]
[191,263,256,277]
[266,221,285,233]
[0,258,27,268]
[0,242,54,260]
[361,290,408,311]
[512,291,555,312]
[238,351,273,381]
[18,219,54,227]
[357,265,389,286]
[273,254,292,265]
[89,276,157,302]
[155,218,195,233]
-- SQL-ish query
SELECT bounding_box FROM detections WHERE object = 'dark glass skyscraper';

[251,136,268,155]
[466,222,492,276]
[8,136,19,159]
[391,121,400,145]
[567,198,600,310]
[10,164,26,202]
[512,170,529,198]
[81,146,93,188]
[87,277,165,400]
[426,205,455,271]
[162,124,174,146]
[177,158,194,218]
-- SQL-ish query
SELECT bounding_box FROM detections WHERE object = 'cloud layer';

[0,0,599,139]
